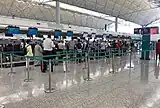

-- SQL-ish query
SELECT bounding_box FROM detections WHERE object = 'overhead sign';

[134,27,159,35]
[8,26,20,35]
[28,27,38,35]
[67,31,73,37]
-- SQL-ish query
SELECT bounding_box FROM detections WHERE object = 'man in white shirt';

[42,35,55,73]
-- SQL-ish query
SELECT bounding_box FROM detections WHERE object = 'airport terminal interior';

[1,0,160,108]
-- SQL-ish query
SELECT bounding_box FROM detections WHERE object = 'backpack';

[23,45,29,55]
[76,42,82,49]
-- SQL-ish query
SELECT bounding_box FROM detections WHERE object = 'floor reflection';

[140,60,149,83]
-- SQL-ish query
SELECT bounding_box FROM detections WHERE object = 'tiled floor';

[0,54,159,108]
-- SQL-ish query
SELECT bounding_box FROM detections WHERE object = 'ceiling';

[0,0,114,29]
[58,0,160,26]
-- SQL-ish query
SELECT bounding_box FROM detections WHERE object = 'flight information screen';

[67,31,73,37]
[134,27,159,35]
[8,26,20,35]
[28,27,38,35]
[54,30,61,38]
[150,27,159,34]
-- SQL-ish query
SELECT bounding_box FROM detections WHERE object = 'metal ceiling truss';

[0,0,114,29]
[57,0,160,26]
[2,0,160,28]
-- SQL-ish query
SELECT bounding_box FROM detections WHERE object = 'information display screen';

[54,30,61,38]
[8,26,20,35]
[28,27,38,35]
[134,27,159,35]
[150,27,159,34]
[134,28,143,34]
[67,31,73,37]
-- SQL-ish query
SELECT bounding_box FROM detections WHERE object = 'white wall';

[0,16,99,33]
[0,16,133,36]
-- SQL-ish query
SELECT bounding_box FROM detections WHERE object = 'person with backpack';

[34,41,43,66]
[25,40,33,69]
[75,39,82,63]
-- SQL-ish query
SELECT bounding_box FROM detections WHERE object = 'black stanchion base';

[45,88,55,93]
[83,67,88,69]
[64,71,70,73]
[84,77,92,81]
[127,66,134,68]
[24,78,33,82]
[8,72,16,74]
[109,71,115,73]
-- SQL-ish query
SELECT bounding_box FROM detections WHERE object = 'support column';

[115,17,118,32]
[56,0,60,25]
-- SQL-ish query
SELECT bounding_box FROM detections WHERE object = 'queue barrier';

[0,49,156,93]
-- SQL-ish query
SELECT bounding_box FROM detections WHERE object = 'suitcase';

[41,61,45,73]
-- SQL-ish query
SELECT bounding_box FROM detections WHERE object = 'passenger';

[42,34,55,73]
[68,37,76,54]
[156,39,160,60]
[58,40,65,60]
[25,40,33,69]
[34,41,43,66]
[101,41,106,56]
[75,39,82,63]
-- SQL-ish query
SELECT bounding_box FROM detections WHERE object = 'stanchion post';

[64,51,69,73]
[8,53,16,74]
[63,59,66,73]
[0,53,2,69]
[122,50,124,56]
[24,57,33,82]
[109,48,111,64]
[144,50,146,60]
[83,51,87,69]
[109,51,115,73]
[104,49,107,62]
[154,50,156,60]
[45,59,55,93]
[127,50,133,68]
[84,52,92,81]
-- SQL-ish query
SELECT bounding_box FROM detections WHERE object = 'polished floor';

[0,53,159,108]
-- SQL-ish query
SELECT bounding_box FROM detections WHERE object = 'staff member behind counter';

[42,34,55,73]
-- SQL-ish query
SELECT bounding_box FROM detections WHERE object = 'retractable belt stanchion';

[64,51,69,73]
[109,48,111,64]
[0,52,2,69]
[154,50,156,60]
[83,51,87,69]
[24,57,33,82]
[104,49,107,62]
[45,59,55,93]
[8,53,16,74]
[144,50,146,60]
[127,50,133,68]
[84,51,92,81]
[109,50,115,73]
[122,49,124,56]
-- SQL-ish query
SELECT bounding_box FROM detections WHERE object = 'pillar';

[115,17,118,32]
[56,0,60,25]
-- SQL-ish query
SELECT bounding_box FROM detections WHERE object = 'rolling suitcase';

[41,61,45,73]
